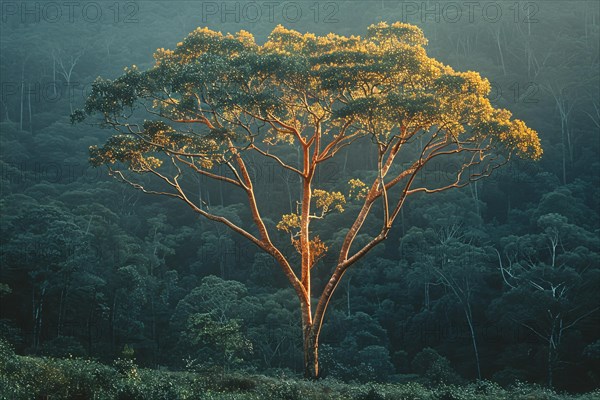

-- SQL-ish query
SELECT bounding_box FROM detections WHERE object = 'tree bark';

[303,325,319,379]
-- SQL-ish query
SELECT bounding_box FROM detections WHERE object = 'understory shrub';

[1,349,598,400]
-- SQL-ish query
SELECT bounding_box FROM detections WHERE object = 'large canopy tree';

[73,22,541,378]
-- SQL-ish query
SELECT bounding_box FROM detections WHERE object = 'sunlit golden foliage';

[75,21,541,178]
[74,22,542,293]
[276,213,301,234]
[313,189,346,214]
[348,179,368,200]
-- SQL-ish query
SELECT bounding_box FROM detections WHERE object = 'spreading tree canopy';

[73,22,541,378]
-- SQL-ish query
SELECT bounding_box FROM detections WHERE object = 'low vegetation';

[1,340,598,400]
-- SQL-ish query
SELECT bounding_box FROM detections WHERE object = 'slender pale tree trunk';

[494,28,507,76]
[547,343,554,388]
[346,276,352,317]
[436,267,482,380]
[110,294,117,353]
[464,303,482,380]
[19,66,24,131]
[28,83,32,133]
[33,285,46,351]
[52,57,57,96]
[470,180,480,218]
[87,294,96,355]
[57,287,66,337]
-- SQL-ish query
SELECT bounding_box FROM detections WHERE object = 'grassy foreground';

[1,343,598,400]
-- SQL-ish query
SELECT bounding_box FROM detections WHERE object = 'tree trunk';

[19,71,24,131]
[495,28,507,76]
[464,304,482,380]
[87,299,95,355]
[53,57,57,96]
[32,285,46,352]
[28,83,32,133]
[547,322,556,388]
[303,327,319,379]
[110,294,117,353]
[346,276,352,317]
[547,343,553,388]
[57,287,65,337]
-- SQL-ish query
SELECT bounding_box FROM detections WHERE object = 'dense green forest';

[0,1,599,398]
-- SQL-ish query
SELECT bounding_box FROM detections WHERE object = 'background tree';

[183,312,252,374]
[491,213,599,388]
